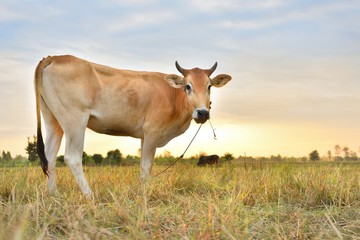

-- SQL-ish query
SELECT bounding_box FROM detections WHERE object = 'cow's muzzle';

[193,109,210,124]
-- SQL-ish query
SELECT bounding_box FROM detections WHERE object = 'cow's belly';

[87,105,192,147]
[87,113,144,138]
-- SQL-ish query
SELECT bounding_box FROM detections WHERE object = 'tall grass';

[1,161,360,239]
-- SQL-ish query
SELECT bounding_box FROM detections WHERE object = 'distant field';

[1,161,360,239]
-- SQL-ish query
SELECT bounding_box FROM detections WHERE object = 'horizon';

[1,0,359,159]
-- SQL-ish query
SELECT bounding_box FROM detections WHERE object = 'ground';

[1,161,360,239]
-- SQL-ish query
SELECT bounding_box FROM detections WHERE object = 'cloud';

[106,11,176,32]
[217,1,360,31]
[0,6,23,22]
[0,3,65,23]
[102,0,158,7]
[219,17,281,30]
[190,0,289,12]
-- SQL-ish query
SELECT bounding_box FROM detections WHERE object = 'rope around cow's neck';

[209,119,217,140]
[153,118,217,177]
[153,123,203,178]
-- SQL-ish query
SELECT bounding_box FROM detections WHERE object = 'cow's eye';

[185,84,191,92]
[208,85,212,92]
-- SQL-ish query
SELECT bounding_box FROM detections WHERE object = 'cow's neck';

[156,88,193,147]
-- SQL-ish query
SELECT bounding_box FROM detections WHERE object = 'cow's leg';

[140,134,158,180]
[64,124,92,197]
[41,99,64,194]
[44,125,63,194]
[138,135,158,221]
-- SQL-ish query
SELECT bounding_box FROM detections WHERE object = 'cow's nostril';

[197,109,209,119]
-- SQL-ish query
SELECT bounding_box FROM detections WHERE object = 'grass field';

[1,161,360,239]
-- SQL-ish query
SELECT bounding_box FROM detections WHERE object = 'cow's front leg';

[137,134,158,222]
[140,135,158,180]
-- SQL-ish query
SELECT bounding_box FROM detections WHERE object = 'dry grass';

[1,161,360,239]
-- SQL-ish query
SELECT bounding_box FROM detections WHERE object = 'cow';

[197,154,220,166]
[34,55,231,196]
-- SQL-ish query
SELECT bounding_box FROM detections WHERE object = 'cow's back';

[40,55,191,144]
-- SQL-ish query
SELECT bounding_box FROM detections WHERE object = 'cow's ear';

[165,74,184,88]
[210,74,232,88]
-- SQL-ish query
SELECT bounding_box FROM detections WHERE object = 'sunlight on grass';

[1,162,360,239]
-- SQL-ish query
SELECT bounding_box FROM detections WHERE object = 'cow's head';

[165,61,231,124]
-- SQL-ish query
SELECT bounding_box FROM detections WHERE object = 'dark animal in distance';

[197,155,219,166]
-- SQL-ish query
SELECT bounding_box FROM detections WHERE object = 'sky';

[0,0,359,158]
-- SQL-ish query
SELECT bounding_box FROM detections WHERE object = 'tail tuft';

[37,127,48,176]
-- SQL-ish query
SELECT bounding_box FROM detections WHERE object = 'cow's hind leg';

[41,99,64,194]
[63,123,93,197]
[45,126,63,194]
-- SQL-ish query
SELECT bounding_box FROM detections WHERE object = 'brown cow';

[34,55,231,196]
[197,154,219,166]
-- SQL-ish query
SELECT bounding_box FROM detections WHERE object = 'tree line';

[1,136,234,166]
[309,145,360,161]
[22,136,140,166]
[0,136,358,165]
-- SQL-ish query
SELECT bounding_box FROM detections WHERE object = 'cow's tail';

[34,56,52,177]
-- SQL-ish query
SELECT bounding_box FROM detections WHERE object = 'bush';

[309,150,320,161]
[92,154,104,165]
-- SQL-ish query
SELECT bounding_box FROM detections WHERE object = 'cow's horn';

[175,61,188,76]
[206,62,218,76]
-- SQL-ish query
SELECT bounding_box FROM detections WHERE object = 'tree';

[105,149,122,165]
[334,145,341,156]
[270,154,282,161]
[1,151,12,161]
[343,146,350,160]
[327,150,332,161]
[349,151,358,161]
[25,135,38,162]
[123,154,140,165]
[92,154,104,165]
[222,152,234,161]
[309,150,320,161]
[82,151,93,165]
[14,155,26,162]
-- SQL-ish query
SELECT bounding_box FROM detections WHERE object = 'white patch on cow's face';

[184,82,193,95]
[184,76,211,124]
[207,82,212,94]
